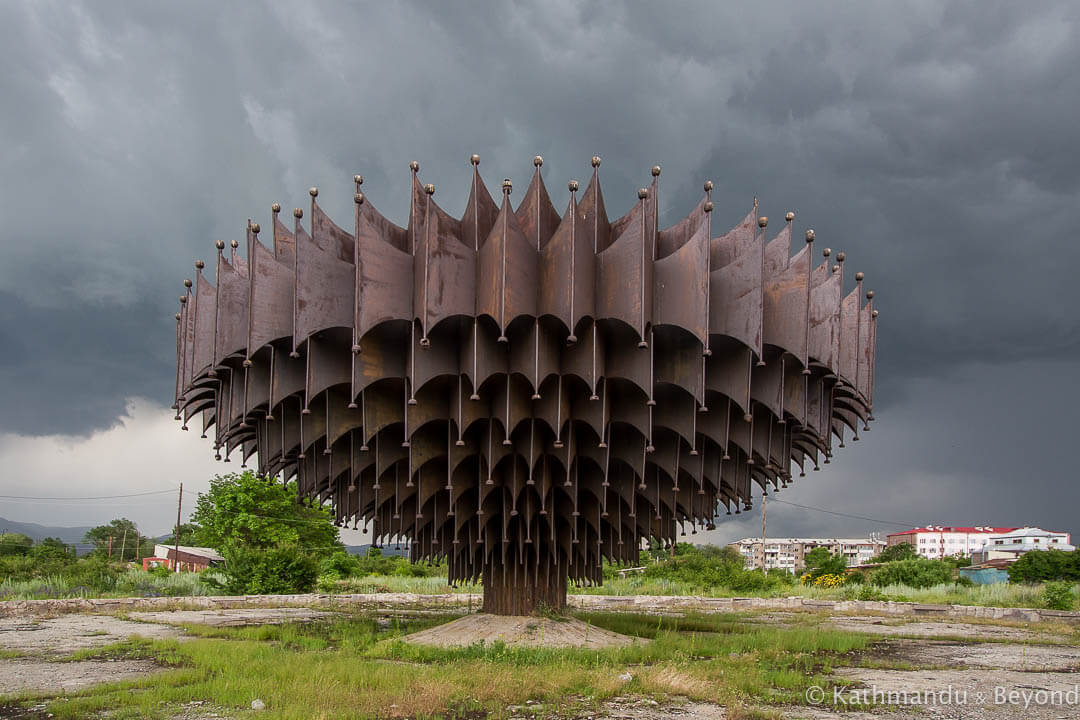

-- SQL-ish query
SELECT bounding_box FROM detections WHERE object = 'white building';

[887,526,1020,559]
[970,527,1073,564]
[729,537,886,573]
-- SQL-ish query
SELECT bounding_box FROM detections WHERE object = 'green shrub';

[638,544,792,593]
[1008,550,1080,583]
[870,543,917,563]
[1042,581,1076,611]
[869,558,953,588]
[852,584,885,601]
[213,545,319,595]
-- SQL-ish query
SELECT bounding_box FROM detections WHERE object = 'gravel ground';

[0,614,181,656]
[0,659,160,695]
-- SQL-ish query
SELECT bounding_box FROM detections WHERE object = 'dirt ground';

[402,612,636,648]
[0,606,1077,719]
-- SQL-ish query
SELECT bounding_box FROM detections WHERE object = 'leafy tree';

[803,547,849,578]
[871,543,917,563]
[1008,549,1080,583]
[190,471,341,552]
[698,544,746,566]
[83,519,152,562]
[31,537,74,562]
[0,532,34,556]
[159,523,202,547]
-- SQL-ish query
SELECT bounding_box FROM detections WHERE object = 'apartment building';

[886,526,1019,559]
[729,537,886,573]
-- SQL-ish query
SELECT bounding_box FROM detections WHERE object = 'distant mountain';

[345,543,410,558]
[0,516,94,544]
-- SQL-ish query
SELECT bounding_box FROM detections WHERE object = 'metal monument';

[173,156,877,615]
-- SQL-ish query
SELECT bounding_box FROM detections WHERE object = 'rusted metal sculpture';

[173,156,877,615]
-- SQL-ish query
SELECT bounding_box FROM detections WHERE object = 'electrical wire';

[766,497,916,529]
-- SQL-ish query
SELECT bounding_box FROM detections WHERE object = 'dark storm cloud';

[1,1,1077,535]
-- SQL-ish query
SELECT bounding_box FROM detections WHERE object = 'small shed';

[152,544,224,572]
[959,560,1012,585]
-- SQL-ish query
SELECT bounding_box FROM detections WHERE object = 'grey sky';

[1,1,1077,541]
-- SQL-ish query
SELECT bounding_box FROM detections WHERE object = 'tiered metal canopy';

[174,156,878,614]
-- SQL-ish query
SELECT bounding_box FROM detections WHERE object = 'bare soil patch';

[403,613,636,648]
[859,637,1080,672]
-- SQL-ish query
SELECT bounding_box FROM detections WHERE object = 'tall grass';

[0,568,211,601]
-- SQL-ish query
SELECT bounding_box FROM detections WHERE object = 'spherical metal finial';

[230,239,239,249]
[805,229,815,242]
[271,203,281,213]
[409,160,420,172]
[309,187,318,198]
[251,222,260,234]
[651,165,661,177]
[293,208,303,219]
[424,183,435,195]
[502,178,512,193]
[866,290,875,299]
[194,260,205,270]
[353,174,363,185]
[183,278,192,288]
[704,201,714,213]
[872,309,879,318]
[354,192,365,205]
[855,271,864,281]
[837,251,846,262]
[638,188,648,200]
[785,211,795,222]
[470,154,480,166]
[758,216,768,228]
[833,264,840,273]
[534,155,543,167]
[216,240,225,250]
[591,155,601,168]
[568,180,579,192]
[175,312,181,320]
[822,247,831,257]
[703,180,714,192]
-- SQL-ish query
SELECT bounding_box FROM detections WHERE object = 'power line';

[0,489,177,501]
[766,497,915,529]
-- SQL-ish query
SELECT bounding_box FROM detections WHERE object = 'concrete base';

[402,613,636,648]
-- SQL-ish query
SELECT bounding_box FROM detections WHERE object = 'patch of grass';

[7,611,880,720]
[59,637,177,664]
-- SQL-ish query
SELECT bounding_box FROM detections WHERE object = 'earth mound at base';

[403,613,636,648]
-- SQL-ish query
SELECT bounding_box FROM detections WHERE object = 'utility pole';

[136,530,141,564]
[107,535,113,560]
[119,527,128,564]
[761,494,767,572]
[174,483,183,572]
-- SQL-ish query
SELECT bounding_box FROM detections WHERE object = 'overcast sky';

[1,1,1077,544]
